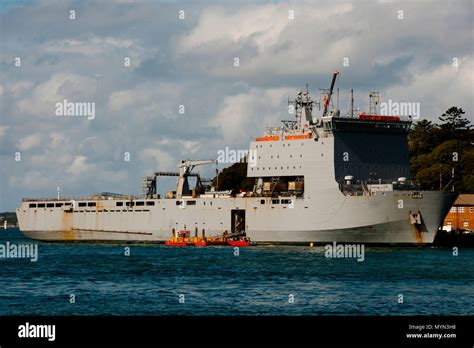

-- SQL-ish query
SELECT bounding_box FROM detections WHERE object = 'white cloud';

[0,126,9,138]
[43,37,134,55]
[179,5,289,54]
[107,82,182,116]
[139,147,175,171]
[16,133,42,151]
[67,155,93,176]
[10,81,34,96]
[17,73,98,117]
[383,58,473,120]
[212,88,290,142]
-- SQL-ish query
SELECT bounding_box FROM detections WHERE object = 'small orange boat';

[193,240,227,246]
[165,240,188,247]
[228,237,254,247]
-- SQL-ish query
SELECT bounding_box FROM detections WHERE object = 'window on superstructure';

[116,202,123,206]
[55,203,63,207]
[146,201,155,206]
[37,203,45,208]
[47,203,54,208]
[136,201,145,206]
[87,202,96,207]
[260,200,265,204]
[29,203,37,208]
[272,199,279,204]
[78,202,86,207]
[126,202,134,207]
[187,201,196,206]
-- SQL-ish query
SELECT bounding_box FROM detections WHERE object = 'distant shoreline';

[0,212,18,228]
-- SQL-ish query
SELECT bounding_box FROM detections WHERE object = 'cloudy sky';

[0,0,472,211]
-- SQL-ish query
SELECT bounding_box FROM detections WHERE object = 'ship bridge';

[247,71,415,198]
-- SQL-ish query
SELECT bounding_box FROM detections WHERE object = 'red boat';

[228,238,253,247]
[193,240,207,246]
[165,240,188,246]
[206,241,228,246]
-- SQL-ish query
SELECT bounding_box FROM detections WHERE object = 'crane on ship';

[142,159,217,199]
[176,159,217,198]
[322,70,339,117]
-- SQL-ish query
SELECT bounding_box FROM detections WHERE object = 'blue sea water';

[0,228,473,315]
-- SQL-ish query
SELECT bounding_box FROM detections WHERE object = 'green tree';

[409,107,473,193]
[408,119,438,157]
[212,162,254,191]
[438,107,470,140]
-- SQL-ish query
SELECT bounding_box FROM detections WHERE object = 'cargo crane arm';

[322,70,339,117]
[178,159,217,176]
[177,159,217,198]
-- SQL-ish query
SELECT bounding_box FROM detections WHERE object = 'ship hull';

[16,190,456,245]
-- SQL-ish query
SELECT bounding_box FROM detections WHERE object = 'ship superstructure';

[16,72,456,244]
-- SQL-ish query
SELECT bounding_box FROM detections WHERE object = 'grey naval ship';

[17,72,456,245]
